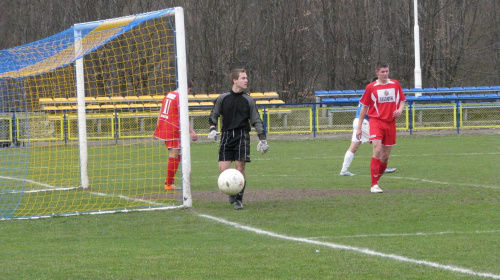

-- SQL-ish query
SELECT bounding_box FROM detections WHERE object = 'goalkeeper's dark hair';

[230,69,246,83]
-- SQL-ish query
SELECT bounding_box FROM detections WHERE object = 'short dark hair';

[230,69,246,82]
[187,79,194,89]
[376,62,389,70]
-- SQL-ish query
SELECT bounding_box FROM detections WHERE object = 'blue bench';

[316,85,500,97]
[316,86,500,104]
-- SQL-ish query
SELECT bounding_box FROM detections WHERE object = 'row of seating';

[42,99,287,111]
[42,103,162,111]
[188,91,279,100]
[315,86,500,96]
[188,99,285,106]
[39,96,164,103]
[322,93,500,104]
[407,93,500,100]
[38,91,280,104]
[39,91,284,112]
[249,92,280,98]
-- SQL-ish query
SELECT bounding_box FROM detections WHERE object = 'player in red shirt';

[356,62,406,193]
[154,81,198,191]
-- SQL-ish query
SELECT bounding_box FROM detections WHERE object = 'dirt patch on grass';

[141,188,450,202]
[192,188,448,202]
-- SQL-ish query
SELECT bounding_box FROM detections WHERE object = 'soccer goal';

[0,7,193,220]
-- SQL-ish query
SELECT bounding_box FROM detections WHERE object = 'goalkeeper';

[208,69,269,210]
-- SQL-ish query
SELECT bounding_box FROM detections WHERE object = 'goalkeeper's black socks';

[236,182,246,201]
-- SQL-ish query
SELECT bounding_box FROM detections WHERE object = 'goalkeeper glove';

[207,127,219,139]
[256,140,269,155]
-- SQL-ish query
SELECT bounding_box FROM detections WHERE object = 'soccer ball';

[218,169,245,195]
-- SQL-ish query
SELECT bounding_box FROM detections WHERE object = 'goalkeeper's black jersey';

[209,90,266,139]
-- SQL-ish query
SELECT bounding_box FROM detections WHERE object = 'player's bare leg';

[218,161,232,173]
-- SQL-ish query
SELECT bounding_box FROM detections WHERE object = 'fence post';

[408,101,413,135]
[114,109,119,142]
[312,103,317,138]
[12,112,17,146]
[63,112,68,144]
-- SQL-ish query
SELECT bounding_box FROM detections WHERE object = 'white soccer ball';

[218,168,245,195]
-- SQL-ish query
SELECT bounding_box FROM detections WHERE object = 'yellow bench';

[39,91,285,112]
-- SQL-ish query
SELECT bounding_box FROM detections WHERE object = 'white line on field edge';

[0,175,78,194]
[198,213,500,279]
[5,176,500,278]
[0,177,182,220]
[309,229,500,239]
[385,175,500,190]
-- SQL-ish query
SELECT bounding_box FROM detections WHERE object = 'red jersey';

[154,91,180,141]
[359,79,406,122]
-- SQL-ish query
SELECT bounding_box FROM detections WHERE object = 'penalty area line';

[198,213,500,279]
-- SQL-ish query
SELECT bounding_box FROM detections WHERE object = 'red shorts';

[165,139,181,149]
[369,118,396,146]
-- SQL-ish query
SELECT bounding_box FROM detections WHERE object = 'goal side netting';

[0,7,192,220]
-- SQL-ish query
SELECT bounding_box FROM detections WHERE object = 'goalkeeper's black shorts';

[218,129,251,162]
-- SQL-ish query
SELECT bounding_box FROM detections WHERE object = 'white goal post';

[173,8,193,208]
[0,7,192,219]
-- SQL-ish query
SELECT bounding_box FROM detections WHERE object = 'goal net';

[0,7,192,220]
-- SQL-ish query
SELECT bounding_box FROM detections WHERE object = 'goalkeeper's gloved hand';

[256,140,269,155]
[207,127,219,139]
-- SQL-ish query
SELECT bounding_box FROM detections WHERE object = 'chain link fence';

[1,101,499,145]
[411,104,456,130]
[460,103,500,128]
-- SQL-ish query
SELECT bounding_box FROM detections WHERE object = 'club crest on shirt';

[377,88,395,103]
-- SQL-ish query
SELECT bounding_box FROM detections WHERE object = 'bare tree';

[0,0,498,98]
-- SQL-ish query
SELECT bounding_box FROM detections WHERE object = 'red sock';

[379,161,388,178]
[370,157,381,186]
[166,155,181,185]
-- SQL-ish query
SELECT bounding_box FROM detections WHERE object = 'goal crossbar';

[0,7,192,220]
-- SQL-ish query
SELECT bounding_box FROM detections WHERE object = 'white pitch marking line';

[309,229,500,239]
[249,151,500,161]
[385,176,500,190]
[0,175,77,194]
[0,176,183,220]
[389,152,500,157]
[89,191,158,205]
[0,175,161,204]
[199,214,500,279]
[0,175,60,189]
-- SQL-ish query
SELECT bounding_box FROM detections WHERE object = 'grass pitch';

[1,133,499,279]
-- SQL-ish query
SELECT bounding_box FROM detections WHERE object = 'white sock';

[341,150,355,172]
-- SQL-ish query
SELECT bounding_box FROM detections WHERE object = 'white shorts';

[351,118,370,143]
